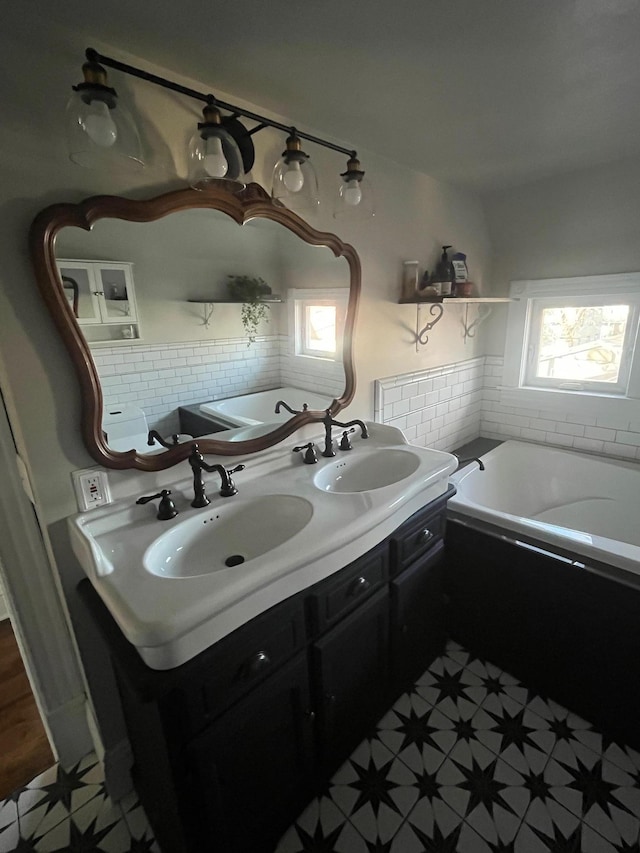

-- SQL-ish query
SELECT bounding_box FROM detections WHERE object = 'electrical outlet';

[72,468,112,512]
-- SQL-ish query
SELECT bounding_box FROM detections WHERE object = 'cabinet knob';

[304,709,316,720]
[349,576,371,597]
[418,528,433,545]
[245,650,271,678]
[325,693,336,704]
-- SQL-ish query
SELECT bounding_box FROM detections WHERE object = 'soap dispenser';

[433,245,454,296]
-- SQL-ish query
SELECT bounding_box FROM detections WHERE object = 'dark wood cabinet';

[79,486,454,853]
[187,652,314,853]
[312,587,389,776]
[390,540,446,695]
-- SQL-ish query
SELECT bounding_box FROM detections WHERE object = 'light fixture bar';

[84,48,356,159]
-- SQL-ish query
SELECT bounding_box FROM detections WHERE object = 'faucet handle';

[136,489,179,520]
[220,464,246,497]
[275,400,309,416]
[293,442,318,464]
[339,429,356,451]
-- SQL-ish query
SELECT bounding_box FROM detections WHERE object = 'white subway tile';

[584,425,616,441]
[615,430,640,447]
[604,441,637,459]
[555,422,585,437]
[572,437,605,454]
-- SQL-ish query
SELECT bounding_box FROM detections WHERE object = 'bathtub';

[199,387,336,428]
[448,440,640,581]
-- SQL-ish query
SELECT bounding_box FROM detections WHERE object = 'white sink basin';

[314,448,421,493]
[144,495,313,578]
[68,423,458,669]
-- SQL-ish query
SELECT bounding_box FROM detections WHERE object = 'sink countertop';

[69,423,457,669]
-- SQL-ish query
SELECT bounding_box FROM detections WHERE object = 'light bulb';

[203,135,229,178]
[283,161,304,192]
[344,179,362,206]
[82,100,117,148]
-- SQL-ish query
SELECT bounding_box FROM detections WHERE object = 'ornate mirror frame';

[30,184,360,471]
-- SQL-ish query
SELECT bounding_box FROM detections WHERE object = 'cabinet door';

[390,540,446,694]
[312,587,389,777]
[57,262,102,324]
[95,264,137,323]
[186,652,314,853]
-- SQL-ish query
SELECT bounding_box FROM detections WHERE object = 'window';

[502,274,640,414]
[290,288,347,362]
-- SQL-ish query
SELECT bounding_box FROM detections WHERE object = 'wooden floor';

[0,619,54,800]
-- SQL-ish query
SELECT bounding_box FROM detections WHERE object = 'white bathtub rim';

[449,439,640,580]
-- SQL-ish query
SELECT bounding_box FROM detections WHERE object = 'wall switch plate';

[72,468,112,512]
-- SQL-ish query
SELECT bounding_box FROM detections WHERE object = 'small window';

[301,302,338,356]
[525,298,635,393]
[290,288,347,362]
[501,273,640,414]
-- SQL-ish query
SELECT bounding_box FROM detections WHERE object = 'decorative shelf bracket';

[461,303,493,343]
[415,303,444,349]
[192,302,215,328]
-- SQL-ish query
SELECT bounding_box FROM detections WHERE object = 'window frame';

[289,287,348,363]
[501,273,640,417]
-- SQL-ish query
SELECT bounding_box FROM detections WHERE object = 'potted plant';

[227,275,272,344]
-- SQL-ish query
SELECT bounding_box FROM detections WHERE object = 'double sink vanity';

[71,425,457,852]
[31,181,458,852]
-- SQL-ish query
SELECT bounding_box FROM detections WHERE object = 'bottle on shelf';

[431,245,454,296]
[402,261,420,300]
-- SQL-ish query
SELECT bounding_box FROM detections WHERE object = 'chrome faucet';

[319,410,368,457]
[188,445,246,508]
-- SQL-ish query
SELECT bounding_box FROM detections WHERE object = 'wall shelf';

[187,297,285,328]
[398,296,514,349]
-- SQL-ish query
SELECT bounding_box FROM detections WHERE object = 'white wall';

[480,157,640,454]
[0,8,492,759]
[482,156,640,353]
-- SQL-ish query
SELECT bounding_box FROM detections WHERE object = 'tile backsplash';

[94,335,344,436]
[376,356,640,462]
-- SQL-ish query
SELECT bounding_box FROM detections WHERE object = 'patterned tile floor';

[3,640,640,851]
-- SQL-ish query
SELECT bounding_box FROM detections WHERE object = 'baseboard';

[46,694,94,768]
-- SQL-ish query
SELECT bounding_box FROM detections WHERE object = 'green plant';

[227,276,272,345]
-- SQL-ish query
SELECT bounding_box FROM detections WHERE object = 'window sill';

[499,386,640,419]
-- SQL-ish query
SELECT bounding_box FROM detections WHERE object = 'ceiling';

[26,0,640,192]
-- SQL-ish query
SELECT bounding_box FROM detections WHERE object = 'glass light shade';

[272,156,320,214]
[188,124,246,191]
[334,176,375,220]
[65,89,144,171]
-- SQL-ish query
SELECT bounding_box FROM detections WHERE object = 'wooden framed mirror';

[30,184,360,471]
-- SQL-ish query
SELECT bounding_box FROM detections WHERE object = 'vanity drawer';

[196,594,306,725]
[307,544,388,636]
[390,500,448,576]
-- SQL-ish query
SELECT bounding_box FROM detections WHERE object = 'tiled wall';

[94,335,344,436]
[482,356,640,462]
[374,357,485,453]
[376,355,640,462]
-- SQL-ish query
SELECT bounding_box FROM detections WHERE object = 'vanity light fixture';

[66,48,374,212]
[66,57,144,170]
[334,155,375,220]
[188,98,246,190]
[271,130,320,211]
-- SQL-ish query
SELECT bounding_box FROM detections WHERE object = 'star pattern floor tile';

[3,640,640,852]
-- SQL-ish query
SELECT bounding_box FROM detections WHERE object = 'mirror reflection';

[55,209,349,454]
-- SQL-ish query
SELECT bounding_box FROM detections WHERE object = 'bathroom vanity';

[80,487,453,853]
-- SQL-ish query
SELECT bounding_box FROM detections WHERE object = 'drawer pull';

[244,651,271,678]
[349,576,371,597]
[418,528,433,545]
